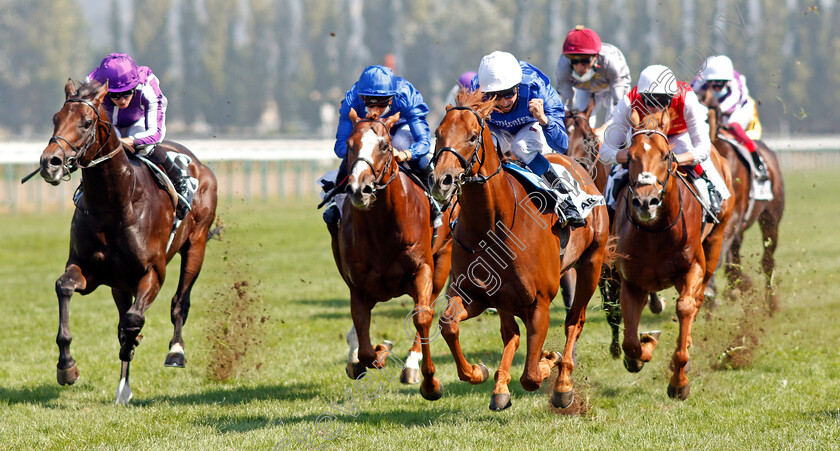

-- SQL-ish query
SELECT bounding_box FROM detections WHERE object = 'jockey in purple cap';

[322,65,436,225]
[86,53,192,219]
[444,71,478,107]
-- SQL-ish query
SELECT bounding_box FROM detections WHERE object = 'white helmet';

[701,55,734,81]
[637,65,678,95]
[478,51,522,92]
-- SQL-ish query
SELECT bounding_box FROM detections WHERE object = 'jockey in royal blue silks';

[470,51,585,227]
[322,65,436,225]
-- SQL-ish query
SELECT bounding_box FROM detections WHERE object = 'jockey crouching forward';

[472,51,585,227]
[555,26,632,142]
[322,65,441,226]
[692,55,770,181]
[86,53,194,219]
[600,64,730,223]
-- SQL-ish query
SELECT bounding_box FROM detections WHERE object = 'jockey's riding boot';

[750,150,770,181]
[541,168,585,228]
[418,164,444,228]
[323,165,349,225]
[161,156,192,220]
[701,173,722,222]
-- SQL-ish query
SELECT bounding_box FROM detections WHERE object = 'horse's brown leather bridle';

[625,128,684,232]
[50,97,120,178]
[432,106,502,186]
[346,117,399,191]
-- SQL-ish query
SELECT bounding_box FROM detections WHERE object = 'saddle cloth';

[503,162,604,223]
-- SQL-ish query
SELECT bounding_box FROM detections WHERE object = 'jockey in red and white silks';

[600,65,730,220]
[555,26,631,140]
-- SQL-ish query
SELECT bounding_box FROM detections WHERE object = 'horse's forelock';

[455,90,495,118]
[75,80,103,100]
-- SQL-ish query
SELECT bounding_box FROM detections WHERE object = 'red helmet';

[562,26,602,55]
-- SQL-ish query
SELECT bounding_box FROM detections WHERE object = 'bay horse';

[328,109,454,399]
[703,96,785,312]
[429,90,609,410]
[39,79,218,405]
[611,107,733,399]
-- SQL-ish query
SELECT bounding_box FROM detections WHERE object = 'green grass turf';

[0,170,837,450]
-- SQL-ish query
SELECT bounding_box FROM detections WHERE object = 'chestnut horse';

[610,108,733,399]
[328,109,454,399]
[704,98,785,312]
[39,80,218,404]
[429,91,609,410]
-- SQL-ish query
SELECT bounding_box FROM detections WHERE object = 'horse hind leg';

[759,210,781,314]
[55,264,87,386]
[165,239,208,367]
[599,265,622,359]
[489,313,521,411]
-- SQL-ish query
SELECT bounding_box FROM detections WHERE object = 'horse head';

[344,108,401,209]
[626,108,677,223]
[565,99,600,173]
[40,79,116,185]
[430,90,495,204]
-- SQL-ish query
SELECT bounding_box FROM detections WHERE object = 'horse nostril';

[649,198,661,207]
[49,156,63,167]
[441,174,453,188]
[362,185,373,195]
[631,198,642,209]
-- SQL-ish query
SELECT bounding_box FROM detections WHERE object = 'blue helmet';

[357,65,396,97]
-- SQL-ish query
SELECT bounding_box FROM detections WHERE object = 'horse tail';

[601,235,621,267]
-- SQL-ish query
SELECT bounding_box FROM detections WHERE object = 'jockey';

[473,51,584,227]
[555,26,632,142]
[86,53,192,219]
[601,64,730,222]
[692,55,769,180]
[445,71,477,108]
[323,65,437,225]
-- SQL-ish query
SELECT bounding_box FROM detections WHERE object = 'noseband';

[50,97,119,177]
[347,117,399,191]
[431,106,501,185]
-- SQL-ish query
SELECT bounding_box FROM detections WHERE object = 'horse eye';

[83,119,93,128]
[468,133,478,143]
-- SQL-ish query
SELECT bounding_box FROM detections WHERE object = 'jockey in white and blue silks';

[555,26,631,141]
[323,65,434,224]
[470,51,584,227]
[600,64,730,222]
[691,55,769,180]
[86,53,192,219]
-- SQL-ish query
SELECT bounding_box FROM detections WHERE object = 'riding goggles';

[361,95,393,108]
[568,55,595,66]
[484,86,518,101]
[709,80,727,90]
[108,89,135,100]
[641,93,673,109]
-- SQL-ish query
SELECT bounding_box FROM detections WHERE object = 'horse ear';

[445,103,453,111]
[349,108,359,124]
[630,108,641,130]
[659,108,671,132]
[64,79,77,99]
[94,80,109,105]
[384,111,401,129]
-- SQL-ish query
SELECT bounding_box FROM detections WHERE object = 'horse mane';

[454,89,496,118]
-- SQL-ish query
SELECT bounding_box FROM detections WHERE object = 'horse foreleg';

[55,264,87,386]
[520,300,552,392]
[439,294,489,385]
[669,264,705,400]
[620,281,652,372]
[489,313,520,411]
[166,239,207,368]
[119,271,161,362]
[349,291,390,373]
[408,264,443,398]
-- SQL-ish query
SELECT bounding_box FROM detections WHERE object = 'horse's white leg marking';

[115,377,132,406]
[346,326,359,364]
[405,351,422,370]
[169,343,184,357]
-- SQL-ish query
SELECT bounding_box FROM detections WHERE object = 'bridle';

[49,97,119,179]
[625,128,683,232]
[347,117,399,191]
[431,106,502,185]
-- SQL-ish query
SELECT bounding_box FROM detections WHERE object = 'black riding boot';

[750,150,770,181]
[417,163,444,227]
[541,168,585,227]
[161,156,191,219]
[700,172,722,222]
[322,164,349,225]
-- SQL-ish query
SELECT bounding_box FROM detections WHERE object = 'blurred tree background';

[0,0,835,138]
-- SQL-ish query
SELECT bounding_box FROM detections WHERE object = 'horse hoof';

[164,353,185,368]
[550,390,574,409]
[420,380,444,401]
[345,361,366,380]
[667,382,690,400]
[623,356,645,373]
[489,393,512,411]
[649,295,666,314]
[474,363,490,384]
[400,367,421,385]
[609,341,622,359]
[57,365,80,386]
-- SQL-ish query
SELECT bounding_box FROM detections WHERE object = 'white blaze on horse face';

[637,172,658,186]
[643,142,652,152]
[350,129,382,182]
